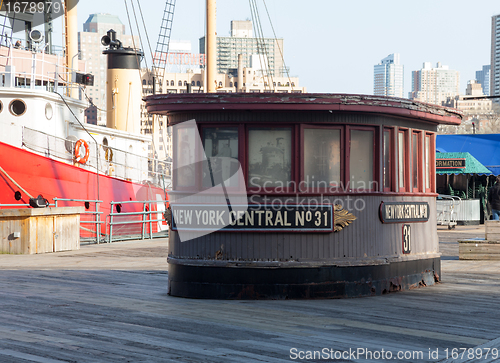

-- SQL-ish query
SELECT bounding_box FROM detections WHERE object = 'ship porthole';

[45,103,53,119]
[9,99,26,116]
[84,201,90,210]
[116,204,122,213]
[14,191,21,200]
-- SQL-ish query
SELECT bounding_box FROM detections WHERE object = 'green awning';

[436,152,492,175]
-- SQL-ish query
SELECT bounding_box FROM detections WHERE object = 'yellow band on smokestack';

[103,35,143,134]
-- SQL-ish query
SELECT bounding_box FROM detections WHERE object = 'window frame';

[197,124,246,193]
[412,130,423,193]
[397,128,410,193]
[383,127,396,192]
[172,123,201,192]
[425,132,436,193]
[245,125,296,194]
[171,122,433,196]
[300,124,344,193]
[346,125,379,192]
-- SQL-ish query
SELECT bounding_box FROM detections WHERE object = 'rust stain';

[434,272,440,282]
[215,244,224,260]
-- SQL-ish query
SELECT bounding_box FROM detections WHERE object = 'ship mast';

[206,0,216,93]
[64,0,79,97]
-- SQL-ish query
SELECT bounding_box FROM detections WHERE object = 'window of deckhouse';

[383,128,394,191]
[349,129,375,190]
[202,128,239,188]
[412,131,422,192]
[398,129,409,192]
[248,128,292,189]
[303,128,341,189]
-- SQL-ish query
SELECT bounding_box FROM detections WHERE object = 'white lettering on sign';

[381,202,429,223]
[172,205,333,231]
[296,211,304,226]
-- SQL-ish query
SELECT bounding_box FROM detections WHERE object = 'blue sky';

[71,0,500,96]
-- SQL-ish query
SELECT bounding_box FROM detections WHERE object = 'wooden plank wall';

[0,210,81,254]
[169,196,438,265]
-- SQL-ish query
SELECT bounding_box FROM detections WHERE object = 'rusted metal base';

[167,257,441,299]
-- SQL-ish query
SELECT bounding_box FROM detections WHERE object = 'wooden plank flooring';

[0,228,498,362]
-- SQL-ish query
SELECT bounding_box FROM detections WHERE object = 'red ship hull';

[0,142,168,237]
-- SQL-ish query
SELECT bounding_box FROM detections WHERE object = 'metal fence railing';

[108,200,169,243]
[1,199,169,244]
[53,198,104,244]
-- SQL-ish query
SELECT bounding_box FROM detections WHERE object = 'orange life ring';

[74,139,90,164]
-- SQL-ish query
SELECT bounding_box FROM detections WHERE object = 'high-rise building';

[444,80,492,115]
[491,14,500,102]
[409,62,460,106]
[373,53,404,98]
[476,65,490,96]
[78,14,139,125]
[199,20,285,77]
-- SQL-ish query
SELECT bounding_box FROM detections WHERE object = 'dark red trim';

[425,133,436,193]
[145,93,463,125]
[294,124,300,189]
[412,131,423,193]
[383,127,396,192]
[398,128,410,193]
[429,133,436,193]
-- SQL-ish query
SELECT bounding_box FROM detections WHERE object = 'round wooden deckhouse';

[146,93,462,299]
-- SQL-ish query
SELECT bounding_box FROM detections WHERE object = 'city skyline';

[374,53,404,98]
[68,1,500,96]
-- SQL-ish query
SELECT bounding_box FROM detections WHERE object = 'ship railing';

[53,198,104,244]
[108,200,169,243]
[0,44,82,95]
[22,127,171,187]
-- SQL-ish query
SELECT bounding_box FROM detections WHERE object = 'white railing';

[108,200,169,242]
[22,126,172,187]
[0,43,80,95]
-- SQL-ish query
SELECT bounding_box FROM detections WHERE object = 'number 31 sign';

[402,224,411,254]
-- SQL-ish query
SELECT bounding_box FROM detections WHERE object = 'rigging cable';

[123,0,147,98]
[130,0,156,136]
[140,0,172,159]
[125,0,173,185]
[123,0,155,139]
[261,0,294,90]
[54,87,100,206]
[248,0,274,91]
[141,0,176,170]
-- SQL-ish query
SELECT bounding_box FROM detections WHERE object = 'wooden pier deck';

[0,225,498,362]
